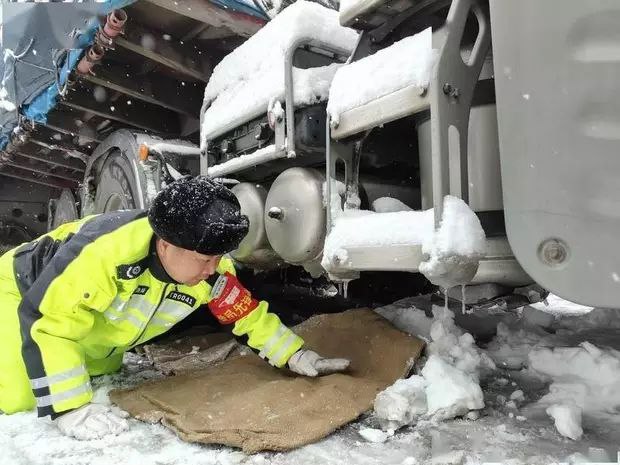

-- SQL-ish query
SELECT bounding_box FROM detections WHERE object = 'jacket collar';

[148,236,179,284]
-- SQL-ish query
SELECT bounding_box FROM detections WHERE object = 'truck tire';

[93,150,141,213]
[48,189,78,230]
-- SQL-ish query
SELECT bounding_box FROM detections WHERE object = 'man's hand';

[288,349,350,377]
[54,403,129,440]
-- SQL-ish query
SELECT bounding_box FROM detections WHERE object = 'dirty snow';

[200,0,358,146]
[327,28,434,125]
[2,294,620,464]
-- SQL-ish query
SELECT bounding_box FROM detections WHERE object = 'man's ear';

[156,237,171,256]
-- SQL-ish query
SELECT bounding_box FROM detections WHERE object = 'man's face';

[156,239,222,286]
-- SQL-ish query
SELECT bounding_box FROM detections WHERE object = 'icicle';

[343,280,349,299]
[337,282,343,297]
[461,284,466,315]
[443,288,448,311]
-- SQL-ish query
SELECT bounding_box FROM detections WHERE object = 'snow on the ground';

[327,28,434,126]
[2,294,620,464]
[373,304,493,428]
[529,293,593,316]
[200,0,358,146]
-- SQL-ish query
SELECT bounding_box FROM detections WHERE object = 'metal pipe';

[77,43,105,75]
[207,145,287,178]
[284,38,354,158]
[104,9,127,39]
[325,113,333,233]
[78,9,127,74]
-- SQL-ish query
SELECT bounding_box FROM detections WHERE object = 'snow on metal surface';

[200,0,358,147]
[327,27,435,125]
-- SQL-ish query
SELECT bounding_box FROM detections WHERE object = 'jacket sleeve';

[211,258,304,368]
[18,242,116,417]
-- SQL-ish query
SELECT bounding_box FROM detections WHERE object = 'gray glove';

[288,349,350,377]
[54,403,129,440]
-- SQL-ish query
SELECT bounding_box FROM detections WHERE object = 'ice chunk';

[374,375,427,430]
[422,355,484,420]
[546,404,583,440]
[358,428,390,443]
[427,306,495,381]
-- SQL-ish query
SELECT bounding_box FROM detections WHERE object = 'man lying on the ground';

[0,176,349,440]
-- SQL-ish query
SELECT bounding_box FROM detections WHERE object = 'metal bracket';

[201,39,351,177]
[284,38,352,158]
[325,131,359,234]
[429,0,492,226]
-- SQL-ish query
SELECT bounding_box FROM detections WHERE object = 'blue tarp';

[0,0,138,150]
[210,0,271,20]
[0,0,270,151]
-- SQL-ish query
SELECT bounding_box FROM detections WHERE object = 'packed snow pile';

[374,375,427,431]
[200,0,358,146]
[327,28,434,125]
[529,342,620,415]
[484,300,620,441]
[322,195,485,280]
[419,195,486,289]
[373,304,495,430]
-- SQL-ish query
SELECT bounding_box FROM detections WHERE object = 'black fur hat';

[148,176,249,255]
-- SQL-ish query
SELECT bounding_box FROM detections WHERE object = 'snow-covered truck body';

[0,0,618,308]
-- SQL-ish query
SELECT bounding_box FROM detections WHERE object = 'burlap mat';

[110,308,425,453]
[139,332,237,375]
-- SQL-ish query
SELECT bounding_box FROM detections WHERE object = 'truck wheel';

[93,151,141,213]
[48,189,78,230]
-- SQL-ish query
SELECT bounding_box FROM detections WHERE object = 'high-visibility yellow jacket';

[5,210,303,417]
